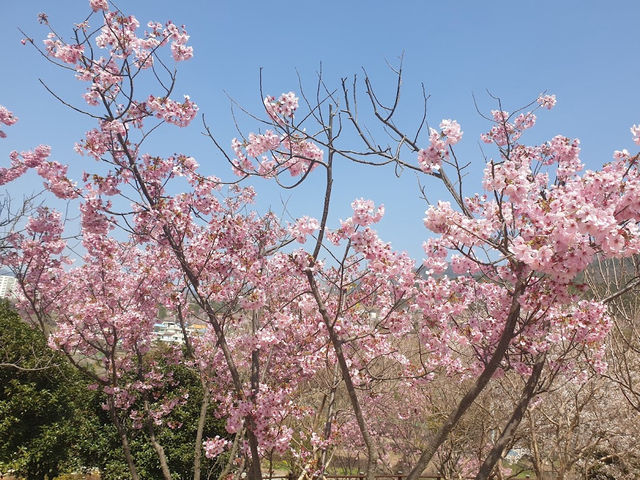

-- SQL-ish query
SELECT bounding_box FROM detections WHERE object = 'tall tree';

[3,2,640,479]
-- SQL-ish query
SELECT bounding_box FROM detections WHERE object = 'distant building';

[153,321,184,343]
[505,447,528,462]
[189,322,207,336]
[153,318,208,344]
[0,275,17,299]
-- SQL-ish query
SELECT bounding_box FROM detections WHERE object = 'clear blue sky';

[2,1,640,261]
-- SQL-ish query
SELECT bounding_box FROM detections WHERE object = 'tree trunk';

[319,362,340,473]
[248,311,263,480]
[474,358,545,480]
[145,399,173,480]
[405,276,525,480]
[306,270,378,480]
[109,400,140,480]
[194,378,210,480]
[527,412,544,480]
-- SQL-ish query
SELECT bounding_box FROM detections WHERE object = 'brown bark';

[527,412,544,480]
[474,358,545,480]
[194,378,209,480]
[108,399,140,480]
[145,399,173,480]
[319,362,340,473]
[248,311,262,480]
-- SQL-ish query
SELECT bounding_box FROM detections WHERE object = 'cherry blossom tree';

[220,70,640,480]
[2,5,330,480]
[226,74,639,480]
[3,2,640,480]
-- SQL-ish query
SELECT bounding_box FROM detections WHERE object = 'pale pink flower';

[289,216,320,243]
[440,119,463,145]
[630,124,640,145]
[0,105,18,139]
[147,94,198,127]
[537,94,557,110]
[89,0,108,12]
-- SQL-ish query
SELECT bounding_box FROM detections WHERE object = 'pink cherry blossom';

[350,198,385,227]
[231,124,323,178]
[89,0,108,12]
[537,93,557,109]
[289,216,320,243]
[418,128,446,173]
[631,124,640,145]
[43,33,84,64]
[440,119,463,145]
[0,105,18,138]
[147,94,198,127]
[264,92,299,124]
[203,436,230,458]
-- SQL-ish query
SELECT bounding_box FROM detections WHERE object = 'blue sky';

[2,1,640,262]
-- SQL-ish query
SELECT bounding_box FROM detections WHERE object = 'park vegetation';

[2,1,640,479]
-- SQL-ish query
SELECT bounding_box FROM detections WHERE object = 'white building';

[0,275,17,299]
[153,318,208,344]
[153,321,184,343]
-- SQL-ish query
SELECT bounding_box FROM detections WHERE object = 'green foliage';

[0,301,89,480]
[0,301,228,480]
[126,344,228,480]
[77,343,228,480]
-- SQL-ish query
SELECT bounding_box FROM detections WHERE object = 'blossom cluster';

[537,94,557,110]
[289,216,320,243]
[0,104,18,139]
[0,145,78,198]
[417,120,462,174]
[264,91,299,124]
[147,94,198,127]
[415,95,640,376]
[203,436,230,459]
[232,128,323,178]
